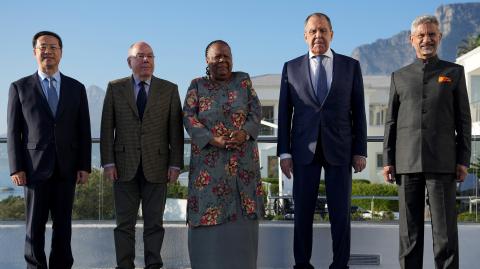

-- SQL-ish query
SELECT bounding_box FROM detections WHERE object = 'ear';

[127,57,132,69]
[409,34,415,47]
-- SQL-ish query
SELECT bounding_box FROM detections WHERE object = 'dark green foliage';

[73,168,115,220]
[351,182,398,212]
[167,183,188,199]
[457,34,480,57]
[262,178,279,196]
[318,182,326,195]
[0,196,25,220]
[73,169,189,219]
[457,212,478,222]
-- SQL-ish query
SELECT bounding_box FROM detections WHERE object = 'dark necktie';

[316,55,328,104]
[137,81,147,120]
[46,77,58,115]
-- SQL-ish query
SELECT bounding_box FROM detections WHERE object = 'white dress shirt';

[280,48,334,161]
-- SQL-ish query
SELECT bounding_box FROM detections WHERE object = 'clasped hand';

[209,130,247,150]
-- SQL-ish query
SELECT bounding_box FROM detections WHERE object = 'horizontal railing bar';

[2,135,480,143]
[268,195,480,201]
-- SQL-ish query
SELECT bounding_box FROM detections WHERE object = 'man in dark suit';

[277,13,367,269]
[7,31,91,269]
[100,41,184,269]
[383,15,471,269]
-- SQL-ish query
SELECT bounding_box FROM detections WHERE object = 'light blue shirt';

[37,70,61,99]
[132,75,151,100]
[309,48,333,92]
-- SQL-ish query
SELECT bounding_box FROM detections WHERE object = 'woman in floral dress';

[183,40,264,269]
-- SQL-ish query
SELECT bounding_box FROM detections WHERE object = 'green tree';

[457,33,480,57]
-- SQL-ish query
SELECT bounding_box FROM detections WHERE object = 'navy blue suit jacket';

[7,72,92,185]
[277,51,367,165]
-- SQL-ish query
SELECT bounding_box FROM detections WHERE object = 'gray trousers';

[397,173,458,269]
[113,166,167,269]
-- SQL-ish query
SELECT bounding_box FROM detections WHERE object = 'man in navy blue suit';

[7,31,91,269]
[277,13,367,269]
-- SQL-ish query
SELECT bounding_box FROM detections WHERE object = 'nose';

[218,57,224,62]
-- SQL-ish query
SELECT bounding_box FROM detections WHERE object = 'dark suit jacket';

[7,72,92,184]
[100,75,184,183]
[277,51,367,165]
[383,57,471,174]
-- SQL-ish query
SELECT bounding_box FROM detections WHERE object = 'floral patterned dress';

[183,72,264,227]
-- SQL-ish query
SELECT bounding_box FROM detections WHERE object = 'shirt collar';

[309,48,333,59]
[414,55,440,66]
[132,75,151,87]
[37,70,60,82]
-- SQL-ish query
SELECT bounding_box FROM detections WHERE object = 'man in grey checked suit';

[100,41,184,269]
[383,15,471,269]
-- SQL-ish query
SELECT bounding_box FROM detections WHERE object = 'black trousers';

[113,165,167,269]
[397,173,459,269]
[24,164,76,269]
[292,145,351,269]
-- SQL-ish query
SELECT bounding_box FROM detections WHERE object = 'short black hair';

[205,40,230,58]
[304,13,333,31]
[32,31,63,48]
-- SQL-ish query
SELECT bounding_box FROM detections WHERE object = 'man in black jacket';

[383,15,471,269]
[7,31,91,269]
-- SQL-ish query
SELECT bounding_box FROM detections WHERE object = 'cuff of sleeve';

[280,153,292,160]
[103,163,115,168]
[194,132,213,149]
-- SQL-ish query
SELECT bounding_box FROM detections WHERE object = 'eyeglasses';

[132,54,155,60]
[35,45,60,52]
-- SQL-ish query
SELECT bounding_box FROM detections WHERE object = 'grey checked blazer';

[100,75,184,183]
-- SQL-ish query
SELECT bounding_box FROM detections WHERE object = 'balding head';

[127,41,155,81]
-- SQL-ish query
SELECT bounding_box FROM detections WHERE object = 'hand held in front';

[104,166,118,181]
[280,158,293,179]
[11,171,27,186]
[383,165,395,184]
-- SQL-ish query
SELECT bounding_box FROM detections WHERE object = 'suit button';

[422,109,427,113]
[423,80,428,84]
[137,147,141,150]
[423,94,427,99]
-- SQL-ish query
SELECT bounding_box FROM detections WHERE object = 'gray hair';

[411,15,439,34]
[304,13,332,31]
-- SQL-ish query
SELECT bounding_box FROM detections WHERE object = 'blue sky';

[0,0,477,135]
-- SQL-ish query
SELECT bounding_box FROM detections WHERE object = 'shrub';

[351,182,398,212]
[352,179,371,184]
[73,168,114,220]
[167,183,188,199]
[457,212,478,222]
[0,196,25,220]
